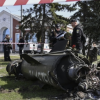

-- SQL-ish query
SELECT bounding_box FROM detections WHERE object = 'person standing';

[17,36,24,59]
[50,24,66,47]
[3,35,12,61]
[71,19,86,53]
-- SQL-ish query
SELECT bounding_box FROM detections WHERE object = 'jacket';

[3,38,12,51]
[17,38,24,48]
[50,29,66,45]
[71,24,85,50]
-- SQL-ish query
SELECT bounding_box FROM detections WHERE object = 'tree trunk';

[41,4,45,53]
[82,45,85,55]
[86,37,91,59]
[82,1,87,56]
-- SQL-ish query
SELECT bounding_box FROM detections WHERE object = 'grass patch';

[0,56,65,100]
[98,56,100,60]
[1,55,99,100]
[0,56,20,67]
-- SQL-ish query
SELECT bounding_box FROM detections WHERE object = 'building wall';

[13,18,21,50]
[0,11,22,52]
[0,12,12,51]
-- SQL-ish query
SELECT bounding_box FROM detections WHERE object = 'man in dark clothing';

[17,36,24,59]
[50,24,66,47]
[3,35,12,61]
[71,19,86,53]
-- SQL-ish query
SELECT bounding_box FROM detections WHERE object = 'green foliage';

[19,3,75,42]
[71,1,100,57]
[71,1,100,43]
[66,32,72,39]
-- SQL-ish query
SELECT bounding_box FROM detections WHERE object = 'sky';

[0,1,77,18]
[0,1,77,36]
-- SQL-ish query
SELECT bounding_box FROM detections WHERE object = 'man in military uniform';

[71,19,86,53]
[3,35,12,61]
[17,36,24,59]
[50,24,66,47]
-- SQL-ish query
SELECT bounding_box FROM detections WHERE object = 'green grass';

[1,55,99,100]
[98,56,100,60]
[0,56,64,100]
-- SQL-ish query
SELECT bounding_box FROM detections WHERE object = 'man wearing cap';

[71,19,86,53]
[50,24,66,46]
[3,35,12,61]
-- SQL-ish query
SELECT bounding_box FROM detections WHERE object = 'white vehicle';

[24,42,51,54]
[24,42,38,54]
[23,33,51,54]
[37,43,51,54]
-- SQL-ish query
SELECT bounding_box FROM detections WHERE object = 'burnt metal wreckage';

[6,40,100,99]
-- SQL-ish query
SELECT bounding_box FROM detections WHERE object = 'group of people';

[3,35,24,61]
[50,19,86,54]
[3,19,86,61]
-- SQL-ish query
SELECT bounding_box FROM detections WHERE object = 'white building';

[0,10,21,52]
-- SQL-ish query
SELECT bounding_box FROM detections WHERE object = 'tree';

[19,3,75,53]
[71,1,100,57]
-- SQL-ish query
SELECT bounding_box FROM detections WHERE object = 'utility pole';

[21,5,23,36]
[6,7,12,53]
[21,5,22,21]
